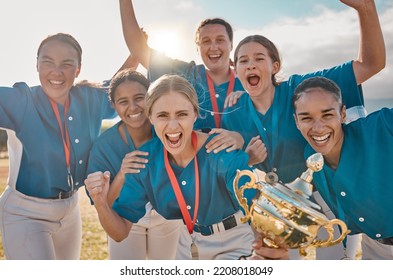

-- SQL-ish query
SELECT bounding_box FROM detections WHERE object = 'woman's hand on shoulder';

[205,128,244,153]
[224,90,245,108]
[120,150,149,177]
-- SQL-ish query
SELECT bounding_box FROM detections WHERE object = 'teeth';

[312,134,329,142]
[50,80,63,85]
[209,54,220,58]
[128,112,142,119]
[166,132,181,138]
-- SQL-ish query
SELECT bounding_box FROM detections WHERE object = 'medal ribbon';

[49,97,73,190]
[248,95,278,171]
[206,69,235,128]
[122,124,136,151]
[164,131,199,234]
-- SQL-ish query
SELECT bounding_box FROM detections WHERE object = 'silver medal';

[265,168,278,184]
[191,241,199,260]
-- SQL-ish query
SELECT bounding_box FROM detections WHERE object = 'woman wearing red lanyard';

[86,74,288,260]
[117,0,263,157]
[221,0,385,259]
[85,69,182,259]
[0,33,138,259]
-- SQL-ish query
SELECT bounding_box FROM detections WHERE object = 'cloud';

[1,0,391,108]
[233,5,393,101]
[174,0,202,12]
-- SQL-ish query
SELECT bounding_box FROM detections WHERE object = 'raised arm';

[116,54,140,73]
[119,0,151,69]
[343,0,386,84]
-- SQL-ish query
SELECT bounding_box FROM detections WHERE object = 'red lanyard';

[164,131,199,234]
[49,98,71,172]
[206,69,235,128]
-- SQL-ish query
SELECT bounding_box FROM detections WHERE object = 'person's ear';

[341,105,347,124]
[293,113,300,129]
[272,61,280,75]
[75,64,81,78]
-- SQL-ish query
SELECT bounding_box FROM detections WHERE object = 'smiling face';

[235,41,279,98]
[149,91,197,157]
[36,39,81,104]
[294,88,346,167]
[113,80,149,129]
[196,24,232,73]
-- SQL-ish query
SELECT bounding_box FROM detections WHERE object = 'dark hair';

[292,77,343,109]
[37,33,82,65]
[195,18,233,44]
[108,69,150,102]
[234,35,281,86]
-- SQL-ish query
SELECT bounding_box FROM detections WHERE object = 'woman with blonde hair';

[0,33,137,259]
[85,74,288,260]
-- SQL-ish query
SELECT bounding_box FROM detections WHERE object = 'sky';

[1,0,392,112]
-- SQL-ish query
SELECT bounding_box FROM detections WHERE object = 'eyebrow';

[133,93,146,98]
[238,52,266,60]
[39,55,76,63]
[202,34,226,39]
[116,93,144,101]
[38,55,54,60]
[156,109,190,115]
[296,107,335,116]
[115,96,128,102]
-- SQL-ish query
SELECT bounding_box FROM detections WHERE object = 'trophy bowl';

[233,153,350,256]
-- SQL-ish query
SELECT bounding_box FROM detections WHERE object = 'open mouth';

[247,74,260,87]
[49,80,64,86]
[208,54,221,63]
[165,132,182,149]
[127,112,143,119]
[311,133,331,145]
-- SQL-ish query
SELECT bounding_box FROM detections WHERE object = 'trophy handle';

[233,169,261,223]
[312,219,351,248]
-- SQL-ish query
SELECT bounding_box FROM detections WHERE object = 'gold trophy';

[233,153,350,257]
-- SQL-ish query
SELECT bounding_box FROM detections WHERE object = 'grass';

[0,157,108,260]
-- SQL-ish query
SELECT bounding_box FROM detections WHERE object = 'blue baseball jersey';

[305,108,393,239]
[112,134,255,226]
[148,50,244,130]
[87,122,132,184]
[86,122,155,204]
[222,61,364,184]
[0,82,116,198]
